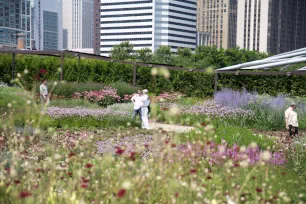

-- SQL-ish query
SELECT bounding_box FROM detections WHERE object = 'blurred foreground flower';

[117,189,126,198]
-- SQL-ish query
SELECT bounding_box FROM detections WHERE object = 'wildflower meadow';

[0,68,305,204]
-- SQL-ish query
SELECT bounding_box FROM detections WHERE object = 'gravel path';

[149,121,194,133]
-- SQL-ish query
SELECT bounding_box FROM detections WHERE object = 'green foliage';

[215,125,275,149]
[176,97,201,106]
[110,41,134,60]
[1,46,306,98]
[108,81,139,98]
[36,81,138,99]
[97,96,118,108]
[136,48,153,62]
[152,46,173,64]
[178,47,192,58]
[0,87,27,110]
[47,82,105,98]
[136,66,215,97]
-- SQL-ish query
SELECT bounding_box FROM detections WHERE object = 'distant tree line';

[110,41,269,69]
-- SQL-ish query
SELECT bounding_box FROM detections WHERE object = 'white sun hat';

[142,89,148,93]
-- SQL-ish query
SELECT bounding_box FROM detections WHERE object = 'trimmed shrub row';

[1,54,306,97]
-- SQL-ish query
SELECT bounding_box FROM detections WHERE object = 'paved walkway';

[149,121,194,133]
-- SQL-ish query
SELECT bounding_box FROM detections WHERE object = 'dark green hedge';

[1,54,306,97]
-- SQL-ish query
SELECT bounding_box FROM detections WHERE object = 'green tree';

[136,48,153,62]
[153,46,173,64]
[178,47,192,58]
[110,41,134,60]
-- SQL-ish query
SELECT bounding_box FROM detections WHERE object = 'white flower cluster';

[0,82,8,87]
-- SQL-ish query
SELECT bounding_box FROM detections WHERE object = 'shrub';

[2,54,306,98]
[108,81,139,98]
[74,87,121,107]
[39,82,105,98]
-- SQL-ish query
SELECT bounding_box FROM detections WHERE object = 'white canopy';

[217,47,306,71]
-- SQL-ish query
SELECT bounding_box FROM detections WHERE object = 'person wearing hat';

[285,103,298,137]
[140,89,150,129]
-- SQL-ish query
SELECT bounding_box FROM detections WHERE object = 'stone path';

[149,121,194,133]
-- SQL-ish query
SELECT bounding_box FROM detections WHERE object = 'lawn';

[0,84,305,203]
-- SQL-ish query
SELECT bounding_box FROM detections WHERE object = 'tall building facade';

[63,0,94,50]
[93,0,100,55]
[100,0,197,56]
[197,0,237,49]
[0,0,31,49]
[236,0,306,54]
[31,0,63,50]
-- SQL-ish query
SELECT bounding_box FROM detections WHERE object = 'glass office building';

[100,0,197,56]
[0,0,31,49]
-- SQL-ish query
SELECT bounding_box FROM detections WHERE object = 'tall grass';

[36,81,140,98]
[43,82,105,97]
[108,81,139,98]
[215,89,306,130]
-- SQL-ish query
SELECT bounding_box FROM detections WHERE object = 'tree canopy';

[110,41,269,69]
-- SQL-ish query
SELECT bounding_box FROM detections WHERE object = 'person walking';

[287,103,298,137]
[285,104,294,130]
[140,89,150,129]
[39,79,48,104]
[131,90,142,120]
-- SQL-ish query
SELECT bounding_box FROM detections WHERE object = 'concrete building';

[197,31,210,46]
[197,0,237,49]
[236,0,306,54]
[100,0,197,56]
[31,0,63,50]
[0,0,32,49]
[63,0,94,50]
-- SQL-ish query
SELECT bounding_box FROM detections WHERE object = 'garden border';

[0,49,207,87]
[2,49,306,96]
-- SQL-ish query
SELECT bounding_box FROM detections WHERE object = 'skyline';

[0,0,305,55]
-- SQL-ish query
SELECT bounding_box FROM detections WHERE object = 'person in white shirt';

[287,103,298,137]
[140,89,150,129]
[285,105,294,130]
[131,90,142,120]
[39,79,48,104]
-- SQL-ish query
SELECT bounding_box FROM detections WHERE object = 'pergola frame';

[215,47,306,93]
[2,48,306,95]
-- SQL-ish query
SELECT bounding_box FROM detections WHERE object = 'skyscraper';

[236,0,306,54]
[100,0,197,56]
[0,0,31,49]
[31,0,63,50]
[197,0,237,49]
[62,0,94,50]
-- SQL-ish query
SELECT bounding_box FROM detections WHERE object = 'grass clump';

[45,82,105,98]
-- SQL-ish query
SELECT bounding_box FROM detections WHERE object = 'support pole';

[133,63,137,87]
[11,52,16,81]
[78,54,81,69]
[60,53,64,81]
[214,71,218,95]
